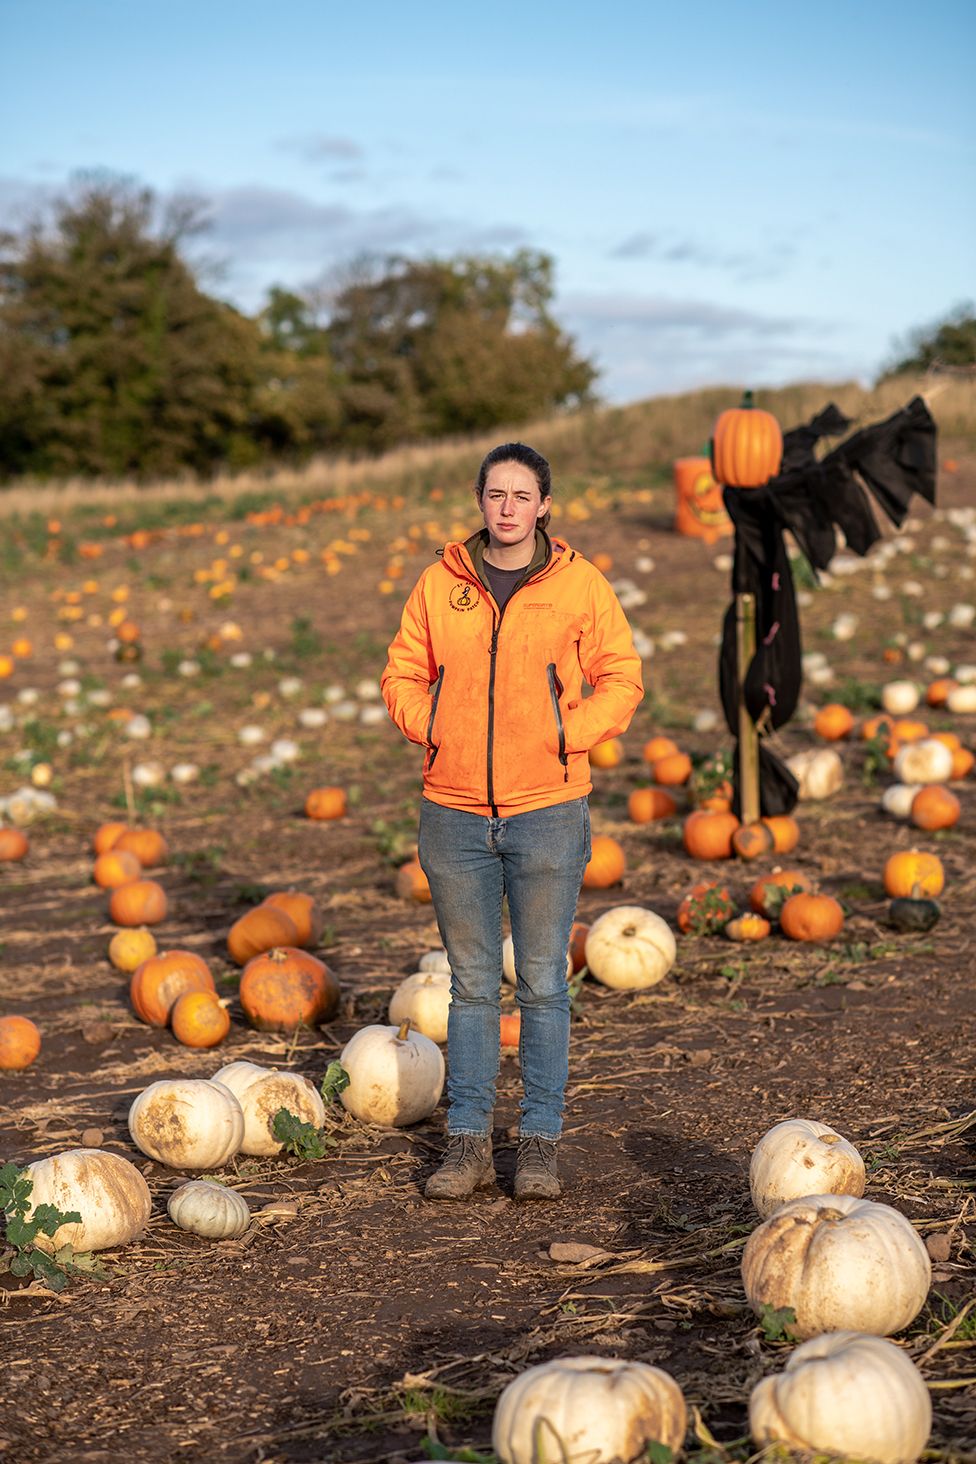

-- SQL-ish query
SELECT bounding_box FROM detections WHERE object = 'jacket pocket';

[426,666,445,768]
[546,663,569,783]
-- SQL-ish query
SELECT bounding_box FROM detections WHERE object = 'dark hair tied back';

[475,442,552,530]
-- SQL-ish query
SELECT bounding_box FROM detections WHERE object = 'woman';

[381,442,643,1200]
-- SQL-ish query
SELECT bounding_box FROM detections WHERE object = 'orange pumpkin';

[926,678,958,707]
[93,848,142,889]
[761,814,800,854]
[673,456,732,543]
[227,905,300,965]
[749,868,814,919]
[109,878,167,927]
[130,950,215,1026]
[108,927,157,972]
[652,752,693,786]
[780,892,845,942]
[711,392,783,488]
[891,718,929,745]
[883,850,944,899]
[170,990,231,1048]
[582,835,626,889]
[930,731,961,752]
[591,551,613,574]
[677,881,735,934]
[682,809,740,861]
[0,828,29,862]
[499,1009,522,1048]
[725,913,771,942]
[114,828,168,868]
[305,787,347,820]
[568,920,589,973]
[814,704,855,741]
[627,787,678,823]
[732,822,773,861]
[395,859,432,902]
[0,1014,41,1070]
[239,946,340,1031]
[93,821,129,854]
[589,737,623,769]
[911,785,960,831]
[951,746,974,781]
[262,891,320,947]
[860,714,894,743]
[642,736,680,765]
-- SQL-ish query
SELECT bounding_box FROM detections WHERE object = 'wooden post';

[735,592,761,825]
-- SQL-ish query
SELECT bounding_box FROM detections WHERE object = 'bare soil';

[1,451,974,1463]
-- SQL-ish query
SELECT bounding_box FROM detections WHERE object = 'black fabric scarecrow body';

[717,396,938,816]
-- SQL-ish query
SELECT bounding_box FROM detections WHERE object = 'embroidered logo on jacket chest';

[449,582,481,612]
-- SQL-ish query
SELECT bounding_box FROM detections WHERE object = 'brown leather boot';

[514,1136,561,1200]
[424,1134,495,1199]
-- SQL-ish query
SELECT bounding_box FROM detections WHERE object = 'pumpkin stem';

[910,882,923,900]
[396,1019,411,1041]
[741,388,754,409]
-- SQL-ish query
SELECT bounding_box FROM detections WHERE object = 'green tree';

[883,302,976,377]
[326,249,596,449]
[251,286,342,458]
[0,176,261,478]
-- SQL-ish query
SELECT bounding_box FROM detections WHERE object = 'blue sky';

[2,0,974,402]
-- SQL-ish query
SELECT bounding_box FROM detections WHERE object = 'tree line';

[0,179,596,480]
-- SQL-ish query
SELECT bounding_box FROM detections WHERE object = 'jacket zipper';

[484,562,550,816]
[426,665,445,768]
[546,663,569,782]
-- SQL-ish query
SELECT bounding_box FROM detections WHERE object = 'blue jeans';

[418,796,591,1141]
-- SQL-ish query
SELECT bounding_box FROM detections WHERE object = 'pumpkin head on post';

[711,390,784,489]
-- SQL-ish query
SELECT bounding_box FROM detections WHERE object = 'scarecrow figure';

[712,392,938,821]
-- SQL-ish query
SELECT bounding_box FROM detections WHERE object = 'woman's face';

[479,461,551,547]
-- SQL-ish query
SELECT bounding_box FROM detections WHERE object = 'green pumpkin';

[888,896,941,933]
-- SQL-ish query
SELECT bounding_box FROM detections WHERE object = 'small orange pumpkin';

[130,950,215,1026]
[93,848,142,889]
[239,946,340,1031]
[883,850,944,899]
[262,891,320,947]
[627,787,678,823]
[749,868,814,920]
[891,718,929,745]
[0,1014,41,1070]
[499,1009,521,1048]
[682,810,740,861]
[860,714,894,742]
[568,920,589,973]
[711,391,783,488]
[642,736,680,765]
[227,905,300,965]
[951,746,974,781]
[170,990,231,1048]
[761,814,800,854]
[108,928,158,972]
[93,820,129,854]
[589,737,623,769]
[926,678,958,707]
[652,752,693,787]
[109,878,168,927]
[0,828,30,862]
[677,881,735,935]
[725,913,771,943]
[582,835,626,889]
[780,892,845,942]
[395,859,432,902]
[814,704,855,741]
[732,822,774,861]
[305,786,347,820]
[911,785,960,831]
[114,828,168,868]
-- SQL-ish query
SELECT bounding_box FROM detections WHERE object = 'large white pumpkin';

[785,747,844,801]
[750,1118,866,1218]
[492,1355,687,1464]
[128,1078,244,1169]
[893,738,953,785]
[742,1193,931,1339]
[339,1021,444,1127]
[750,1331,931,1464]
[947,683,976,714]
[881,680,920,715]
[167,1179,251,1239]
[211,1061,326,1156]
[881,782,921,819]
[584,905,676,990]
[22,1148,151,1254]
[388,969,452,1044]
[502,934,572,987]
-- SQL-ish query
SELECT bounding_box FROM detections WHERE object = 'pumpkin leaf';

[420,1440,496,1463]
[272,1107,334,1161]
[758,1301,799,1341]
[646,1445,674,1464]
[320,1060,350,1103]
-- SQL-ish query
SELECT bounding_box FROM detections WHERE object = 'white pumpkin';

[742,1193,931,1339]
[128,1078,244,1169]
[881,680,920,715]
[501,934,572,987]
[584,905,676,990]
[418,947,451,974]
[750,1331,931,1464]
[881,782,921,819]
[947,683,976,714]
[339,1020,445,1127]
[785,747,844,801]
[492,1355,686,1464]
[22,1148,151,1254]
[388,969,452,1044]
[749,1119,866,1218]
[893,738,953,785]
[211,1061,326,1157]
[167,1180,250,1239]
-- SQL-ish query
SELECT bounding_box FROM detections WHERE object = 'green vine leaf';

[320,1060,350,1103]
[272,1108,334,1161]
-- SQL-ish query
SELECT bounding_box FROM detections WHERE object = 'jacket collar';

[440,525,559,585]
